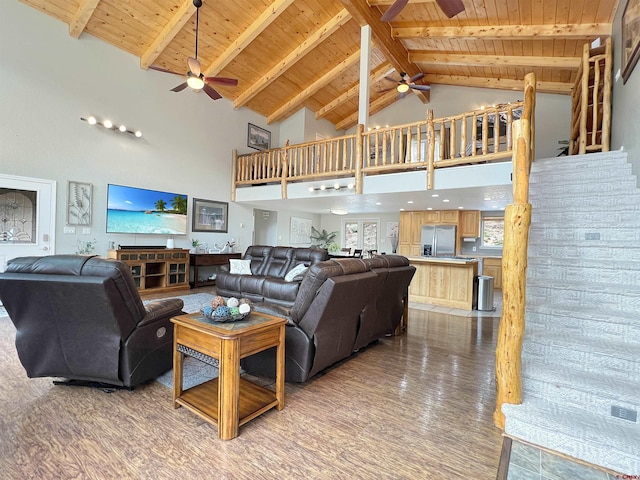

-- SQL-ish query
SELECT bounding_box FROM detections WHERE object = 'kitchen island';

[407,256,479,310]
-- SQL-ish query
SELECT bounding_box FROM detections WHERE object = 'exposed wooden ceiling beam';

[140,0,196,69]
[410,52,581,69]
[69,0,101,39]
[233,9,352,109]
[316,62,394,119]
[341,0,429,104]
[203,0,295,78]
[422,74,572,94]
[393,23,612,40]
[368,0,434,5]
[335,89,400,130]
[268,50,361,124]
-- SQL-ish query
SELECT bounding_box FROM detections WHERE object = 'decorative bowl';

[199,306,250,323]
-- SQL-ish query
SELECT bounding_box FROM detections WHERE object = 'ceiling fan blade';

[187,57,201,77]
[149,65,182,76]
[410,84,431,91]
[409,72,425,83]
[203,84,222,101]
[380,0,409,22]
[384,75,400,83]
[171,82,188,92]
[204,77,238,87]
[379,86,397,93]
[435,0,465,18]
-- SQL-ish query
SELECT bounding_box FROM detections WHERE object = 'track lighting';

[308,182,354,192]
[81,116,143,139]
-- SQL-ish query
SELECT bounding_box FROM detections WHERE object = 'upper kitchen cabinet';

[460,211,481,238]
[441,210,459,225]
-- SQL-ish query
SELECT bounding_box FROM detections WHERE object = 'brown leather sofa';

[240,254,416,382]
[0,254,185,388]
[215,245,329,307]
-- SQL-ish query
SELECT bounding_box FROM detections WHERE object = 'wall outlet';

[82,227,91,234]
[472,247,477,252]
[611,405,637,422]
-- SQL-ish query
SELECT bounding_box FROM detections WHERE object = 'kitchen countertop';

[407,256,480,265]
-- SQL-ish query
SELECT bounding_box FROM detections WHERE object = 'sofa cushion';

[261,246,295,278]
[242,245,273,275]
[262,277,300,305]
[229,259,252,275]
[284,263,308,282]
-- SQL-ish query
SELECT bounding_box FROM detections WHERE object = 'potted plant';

[190,239,200,254]
[310,227,339,252]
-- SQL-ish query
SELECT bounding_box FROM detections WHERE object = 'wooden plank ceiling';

[20,0,616,130]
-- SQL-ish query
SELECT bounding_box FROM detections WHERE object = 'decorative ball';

[239,298,253,307]
[226,297,239,308]
[211,296,226,308]
[238,303,251,315]
[229,307,240,316]
[202,305,214,316]
[214,306,231,317]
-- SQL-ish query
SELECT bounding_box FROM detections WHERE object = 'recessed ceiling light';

[427,207,433,210]
[484,197,491,201]
[375,202,381,205]
[432,194,439,197]
[407,200,414,204]
[400,208,405,211]
[458,206,464,209]
[443,199,450,203]
[492,205,499,209]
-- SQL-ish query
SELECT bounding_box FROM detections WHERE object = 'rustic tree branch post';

[281,140,290,199]
[426,109,435,190]
[494,72,536,429]
[355,124,364,194]
[231,149,238,202]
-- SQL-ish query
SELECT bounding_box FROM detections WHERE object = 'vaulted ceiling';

[21,0,616,131]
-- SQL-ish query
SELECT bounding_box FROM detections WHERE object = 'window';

[481,216,504,248]
[343,219,378,250]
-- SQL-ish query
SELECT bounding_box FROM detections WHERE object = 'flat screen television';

[106,184,188,235]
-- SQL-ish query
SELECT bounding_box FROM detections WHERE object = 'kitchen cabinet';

[440,210,459,224]
[460,210,480,237]
[422,211,441,223]
[482,257,502,289]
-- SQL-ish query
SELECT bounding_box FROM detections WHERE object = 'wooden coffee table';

[171,311,286,440]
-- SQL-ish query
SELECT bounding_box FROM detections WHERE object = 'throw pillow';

[229,259,252,275]
[284,263,308,282]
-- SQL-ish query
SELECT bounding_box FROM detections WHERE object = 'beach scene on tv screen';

[107,184,188,234]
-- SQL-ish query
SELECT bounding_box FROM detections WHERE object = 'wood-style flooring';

[0,288,503,479]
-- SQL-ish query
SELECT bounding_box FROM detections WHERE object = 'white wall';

[0,2,278,256]
[350,84,571,161]
[612,0,640,175]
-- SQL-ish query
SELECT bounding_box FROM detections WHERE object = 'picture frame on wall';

[192,198,228,233]
[67,181,92,226]
[247,123,271,151]
[622,0,640,83]
[290,216,312,245]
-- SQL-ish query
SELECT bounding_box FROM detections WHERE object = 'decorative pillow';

[229,259,252,275]
[284,263,308,282]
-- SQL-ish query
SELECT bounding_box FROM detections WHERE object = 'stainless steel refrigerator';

[421,225,457,257]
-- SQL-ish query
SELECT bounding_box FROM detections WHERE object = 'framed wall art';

[192,198,228,233]
[247,123,271,151]
[67,181,92,225]
[622,0,640,83]
[290,216,312,245]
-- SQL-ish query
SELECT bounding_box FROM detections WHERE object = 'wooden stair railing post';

[494,118,532,429]
[355,124,364,194]
[603,38,612,152]
[231,149,238,202]
[426,109,435,189]
[579,43,590,154]
[523,72,537,167]
[281,140,290,199]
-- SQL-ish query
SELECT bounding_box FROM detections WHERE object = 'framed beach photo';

[247,123,271,151]
[192,198,228,233]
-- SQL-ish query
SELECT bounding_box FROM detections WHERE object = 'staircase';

[501,151,640,475]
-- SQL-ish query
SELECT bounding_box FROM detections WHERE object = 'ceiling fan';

[149,0,238,101]
[380,0,465,22]
[382,72,431,99]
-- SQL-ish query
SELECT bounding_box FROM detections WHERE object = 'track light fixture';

[308,183,354,192]
[81,116,142,138]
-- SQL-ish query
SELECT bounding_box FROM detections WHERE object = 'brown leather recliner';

[0,254,185,388]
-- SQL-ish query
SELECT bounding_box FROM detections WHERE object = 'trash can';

[476,275,494,311]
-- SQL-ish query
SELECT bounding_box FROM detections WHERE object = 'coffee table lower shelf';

[176,377,279,428]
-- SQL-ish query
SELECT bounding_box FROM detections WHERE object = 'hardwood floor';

[0,290,503,479]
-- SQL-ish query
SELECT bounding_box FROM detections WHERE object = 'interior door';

[0,174,56,271]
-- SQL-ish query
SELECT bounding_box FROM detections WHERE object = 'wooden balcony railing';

[231,99,526,200]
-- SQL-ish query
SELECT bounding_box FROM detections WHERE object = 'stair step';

[503,399,640,474]
[528,224,640,243]
[531,192,640,208]
[527,261,640,286]
[527,243,640,261]
[525,305,640,341]
[529,177,637,196]
[521,358,639,419]
[522,331,640,381]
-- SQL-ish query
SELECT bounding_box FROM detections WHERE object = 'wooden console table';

[189,253,241,288]
[108,248,190,294]
[171,311,286,440]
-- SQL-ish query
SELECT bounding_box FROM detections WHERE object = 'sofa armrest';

[139,298,184,327]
